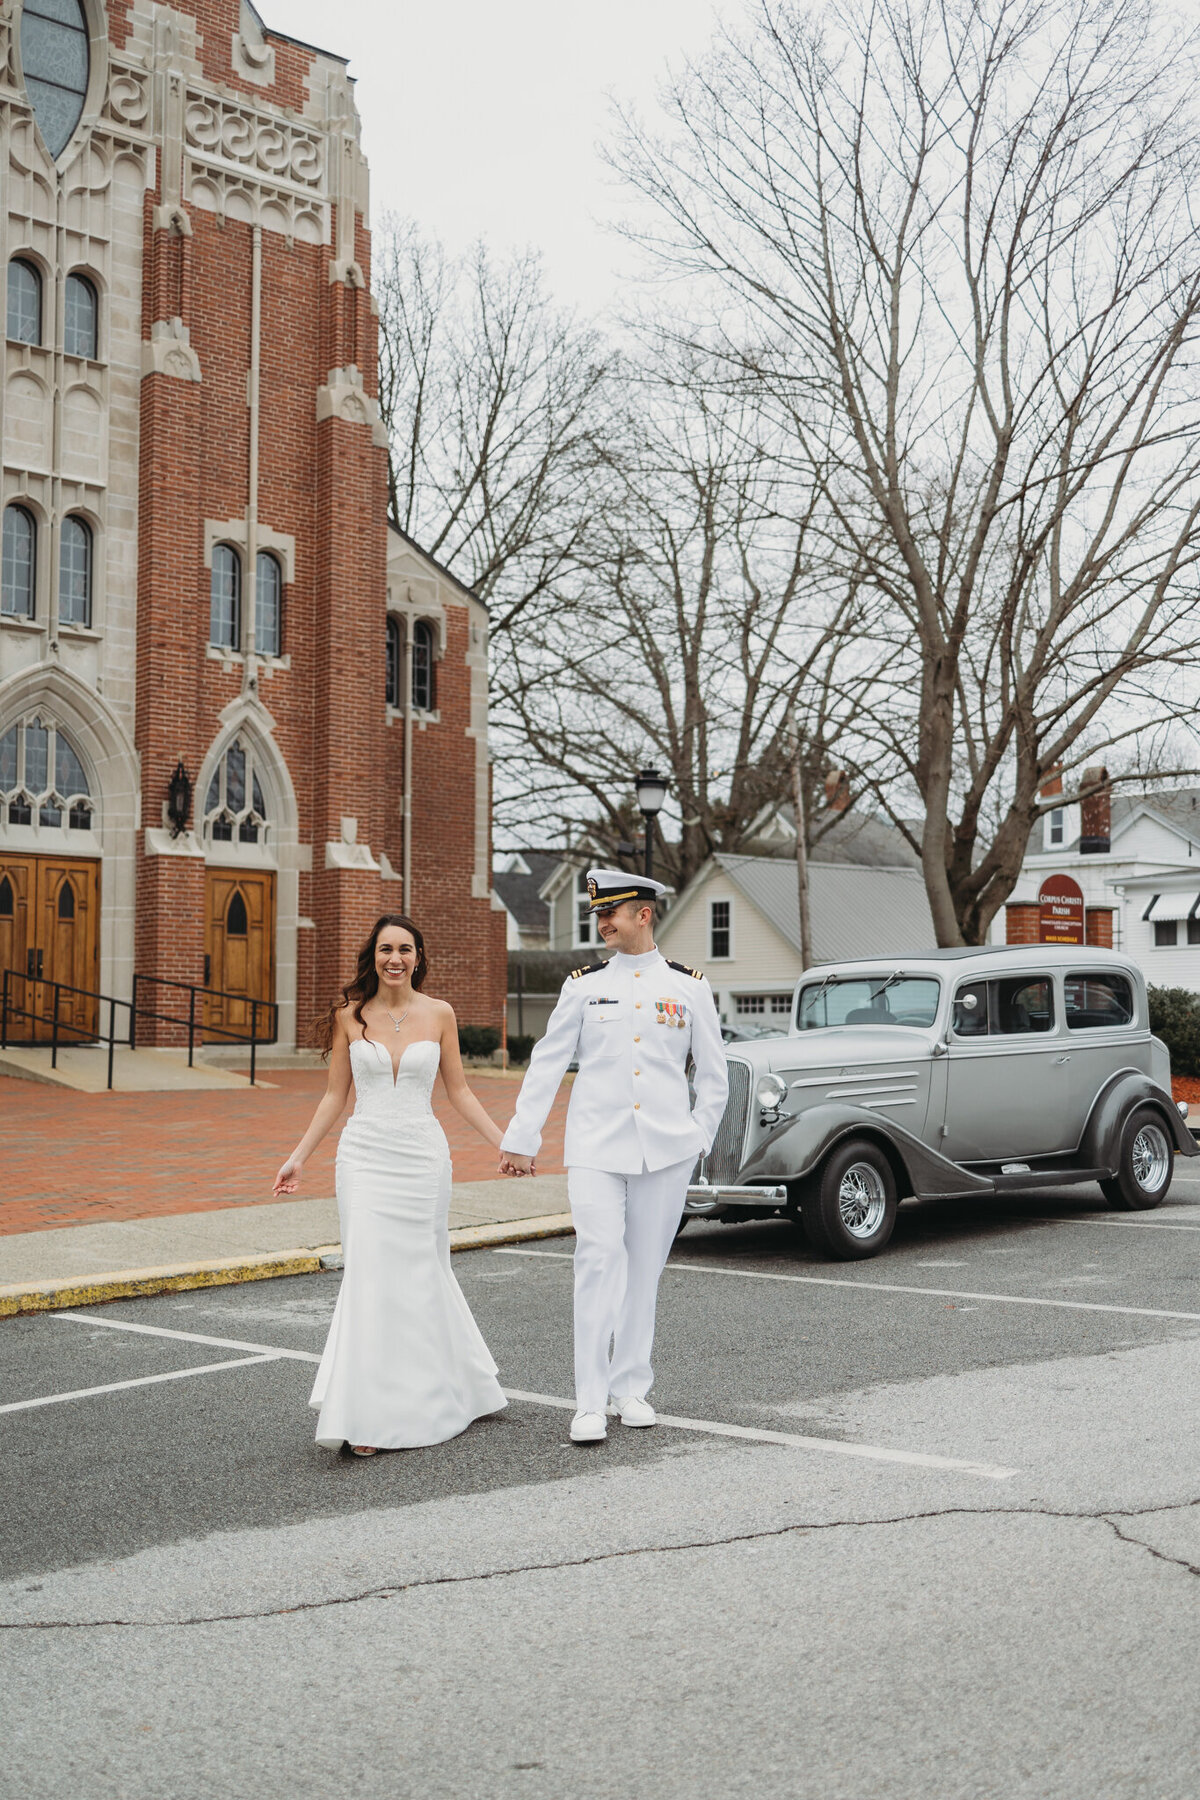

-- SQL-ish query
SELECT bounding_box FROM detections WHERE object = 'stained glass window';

[20,0,90,160]
[203,738,268,847]
[0,714,92,832]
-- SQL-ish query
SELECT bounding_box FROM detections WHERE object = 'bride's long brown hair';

[314,913,429,1055]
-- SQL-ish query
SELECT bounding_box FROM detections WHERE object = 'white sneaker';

[612,1395,657,1428]
[570,1410,607,1443]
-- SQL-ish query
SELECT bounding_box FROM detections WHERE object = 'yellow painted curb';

[0,1213,575,1319]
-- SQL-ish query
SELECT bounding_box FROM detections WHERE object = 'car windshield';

[796,975,941,1030]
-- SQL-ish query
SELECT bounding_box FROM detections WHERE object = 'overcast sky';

[276,0,732,317]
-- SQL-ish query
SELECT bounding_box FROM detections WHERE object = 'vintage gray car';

[685,946,1197,1259]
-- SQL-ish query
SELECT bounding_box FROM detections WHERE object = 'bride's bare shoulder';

[421,995,456,1023]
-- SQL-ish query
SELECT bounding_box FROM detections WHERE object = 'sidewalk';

[0,1069,573,1315]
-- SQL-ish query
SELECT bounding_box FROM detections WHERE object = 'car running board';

[985,1166,1111,1193]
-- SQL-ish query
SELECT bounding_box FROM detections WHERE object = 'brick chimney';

[824,769,851,813]
[1039,764,1063,799]
[1079,765,1111,854]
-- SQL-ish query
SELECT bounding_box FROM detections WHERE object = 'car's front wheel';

[1100,1105,1174,1211]
[798,1139,898,1259]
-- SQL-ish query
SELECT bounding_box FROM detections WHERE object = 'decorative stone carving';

[103,65,151,131]
[185,95,323,190]
[233,0,276,87]
[141,319,202,383]
[316,365,389,446]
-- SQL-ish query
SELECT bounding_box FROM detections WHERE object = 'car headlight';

[756,1072,788,1111]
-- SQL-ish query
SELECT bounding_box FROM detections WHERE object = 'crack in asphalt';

[3,1495,1198,1633]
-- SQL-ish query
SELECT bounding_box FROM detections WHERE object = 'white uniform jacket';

[501,947,729,1175]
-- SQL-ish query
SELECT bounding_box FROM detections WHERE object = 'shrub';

[506,1033,537,1066]
[1147,985,1200,1077]
[458,1024,501,1060]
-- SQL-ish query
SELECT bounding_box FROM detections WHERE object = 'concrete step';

[0,1045,273,1092]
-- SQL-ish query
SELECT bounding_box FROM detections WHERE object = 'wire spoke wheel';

[836,1161,888,1238]
[1131,1122,1170,1194]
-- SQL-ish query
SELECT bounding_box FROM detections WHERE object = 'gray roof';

[492,851,559,931]
[715,855,936,962]
[746,805,921,869]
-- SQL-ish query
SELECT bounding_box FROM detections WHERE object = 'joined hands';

[498,1152,535,1177]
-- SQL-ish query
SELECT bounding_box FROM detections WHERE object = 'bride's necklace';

[383,1004,410,1034]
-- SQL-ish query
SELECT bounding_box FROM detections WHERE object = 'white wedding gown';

[309,1036,508,1450]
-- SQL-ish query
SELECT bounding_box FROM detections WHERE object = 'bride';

[273,913,516,1455]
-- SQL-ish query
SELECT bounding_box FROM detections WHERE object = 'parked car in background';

[686,947,1196,1259]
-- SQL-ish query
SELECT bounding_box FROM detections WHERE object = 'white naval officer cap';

[585,868,670,911]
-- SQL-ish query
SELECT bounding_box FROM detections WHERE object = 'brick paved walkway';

[1,1069,567,1236]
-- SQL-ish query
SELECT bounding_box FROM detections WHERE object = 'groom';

[499,868,728,1442]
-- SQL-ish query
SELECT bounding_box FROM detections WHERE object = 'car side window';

[952,980,989,1036]
[993,976,1054,1034]
[1064,972,1134,1030]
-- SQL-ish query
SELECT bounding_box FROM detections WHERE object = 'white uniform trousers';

[568,1156,693,1414]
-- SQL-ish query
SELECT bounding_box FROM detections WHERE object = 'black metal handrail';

[0,968,278,1090]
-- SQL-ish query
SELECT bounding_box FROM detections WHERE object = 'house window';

[735,994,765,1014]
[210,545,240,649]
[59,515,91,627]
[1049,808,1064,846]
[1189,918,1200,946]
[1154,920,1178,947]
[385,615,400,707]
[0,714,93,831]
[203,737,268,845]
[412,619,435,711]
[2,506,36,618]
[20,0,90,159]
[254,551,282,657]
[63,273,97,358]
[574,868,598,947]
[710,898,731,959]
[7,259,41,344]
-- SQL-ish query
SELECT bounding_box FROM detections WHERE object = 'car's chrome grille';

[699,1059,751,1185]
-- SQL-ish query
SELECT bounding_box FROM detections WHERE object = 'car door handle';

[1054,1054,1070,1063]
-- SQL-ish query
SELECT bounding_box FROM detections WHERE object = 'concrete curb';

[0,1211,574,1319]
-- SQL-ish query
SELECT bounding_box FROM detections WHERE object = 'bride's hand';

[273,1156,304,1196]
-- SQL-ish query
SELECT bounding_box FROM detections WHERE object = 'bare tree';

[374,216,611,639]
[615,0,1200,941]
[493,346,892,888]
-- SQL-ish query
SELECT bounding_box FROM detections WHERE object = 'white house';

[656,854,936,1024]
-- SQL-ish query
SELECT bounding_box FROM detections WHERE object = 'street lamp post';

[635,767,668,881]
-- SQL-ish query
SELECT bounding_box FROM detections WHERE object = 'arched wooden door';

[203,869,276,1042]
[0,853,99,1042]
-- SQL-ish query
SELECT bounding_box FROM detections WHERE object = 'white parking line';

[499,1248,1200,1324]
[0,1354,281,1415]
[503,1389,1017,1479]
[42,1313,1015,1480]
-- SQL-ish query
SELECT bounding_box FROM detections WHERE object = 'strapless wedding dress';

[309,1036,507,1450]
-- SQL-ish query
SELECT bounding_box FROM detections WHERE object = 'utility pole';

[790,734,814,969]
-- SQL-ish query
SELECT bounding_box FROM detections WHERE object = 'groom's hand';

[499,1151,535,1177]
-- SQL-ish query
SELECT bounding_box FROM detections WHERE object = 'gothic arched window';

[59,515,91,627]
[2,506,36,618]
[64,272,97,358]
[255,551,282,657]
[7,259,41,345]
[0,715,93,832]
[20,0,90,159]
[210,545,241,649]
[204,738,268,845]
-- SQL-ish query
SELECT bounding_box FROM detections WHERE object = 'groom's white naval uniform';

[501,870,728,1434]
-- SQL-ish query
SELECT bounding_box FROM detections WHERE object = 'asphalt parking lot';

[5,1178,1200,1800]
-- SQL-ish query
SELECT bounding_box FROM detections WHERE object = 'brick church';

[0,0,506,1053]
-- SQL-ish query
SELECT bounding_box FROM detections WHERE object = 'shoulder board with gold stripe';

[570,962,606,980]
[667,959,704,980]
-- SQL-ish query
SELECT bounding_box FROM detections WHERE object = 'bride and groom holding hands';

[273,870,729,1456]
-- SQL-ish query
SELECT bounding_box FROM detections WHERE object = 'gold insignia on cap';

[587,877,598,900]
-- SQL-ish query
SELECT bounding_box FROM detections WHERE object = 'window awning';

[1143,892,1200,922]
